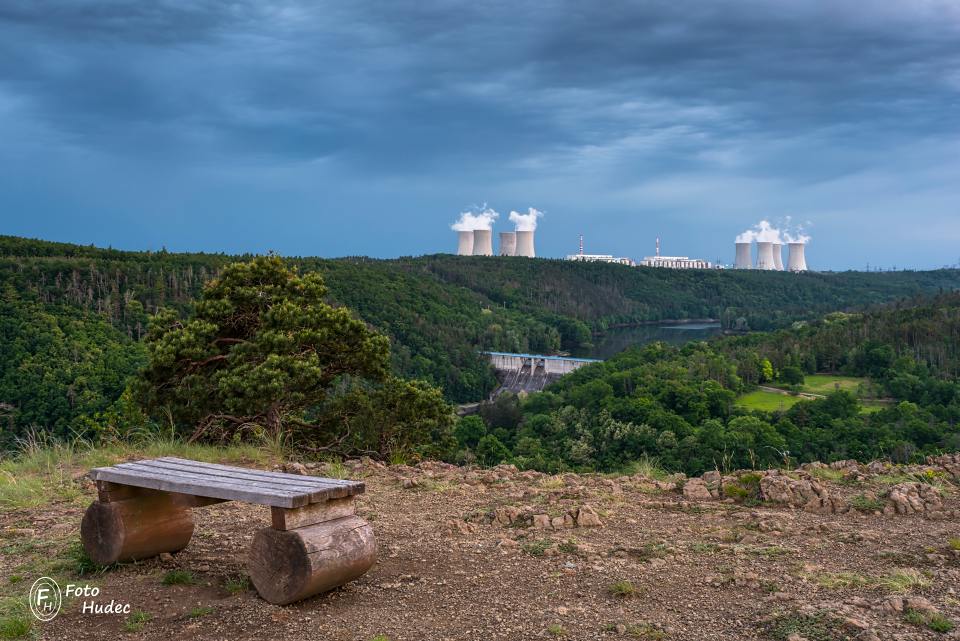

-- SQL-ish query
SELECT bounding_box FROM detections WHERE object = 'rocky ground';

[2,454,959,641]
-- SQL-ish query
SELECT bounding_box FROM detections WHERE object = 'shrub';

[161,570,196,586]
[608,580,637,598]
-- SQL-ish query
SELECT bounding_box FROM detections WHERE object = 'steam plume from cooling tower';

[509,207,543,231]
[451,205,499,231]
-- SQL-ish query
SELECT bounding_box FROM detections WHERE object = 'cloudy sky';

[1,1,958,269]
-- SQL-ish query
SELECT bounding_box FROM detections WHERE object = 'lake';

[573,322,723,360]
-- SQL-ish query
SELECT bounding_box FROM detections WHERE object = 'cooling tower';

[515,230,535,257]
[787,243,808,272]
[773,243,784,271]
[456,230,474,256]
[499,232,516,256]
[734,242,752,269]
[473,229,493,256]
[756,242,775,270]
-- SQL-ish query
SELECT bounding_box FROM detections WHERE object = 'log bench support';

[80,458,375,605]
[249,498,377,605]
[81,483,201,565]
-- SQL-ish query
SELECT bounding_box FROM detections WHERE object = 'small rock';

[283,462,308,475]
[159,552,173,562]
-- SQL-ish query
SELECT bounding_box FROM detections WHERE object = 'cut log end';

[248,515,376,605]
[80,497,194,565]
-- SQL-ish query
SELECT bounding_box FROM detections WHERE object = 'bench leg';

[81,494,194,565]
[247,515,376,605]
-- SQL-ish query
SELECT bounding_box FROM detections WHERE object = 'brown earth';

[3,457,959,641]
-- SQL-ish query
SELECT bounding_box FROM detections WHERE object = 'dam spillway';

[483,351,602,395]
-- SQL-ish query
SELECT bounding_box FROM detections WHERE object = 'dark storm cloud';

[0,1,958,266]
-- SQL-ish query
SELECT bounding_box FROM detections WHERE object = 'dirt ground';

[2,458,959,641]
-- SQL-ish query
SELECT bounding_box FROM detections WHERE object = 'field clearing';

[736,390,804,412]
[801,374,866,395]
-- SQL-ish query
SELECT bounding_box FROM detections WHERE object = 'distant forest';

[2,234,960,443]
[458,293,960,474]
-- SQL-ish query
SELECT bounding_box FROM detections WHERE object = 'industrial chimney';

[473,229,494,256]
[515,230,535,257]
[456,230,474,256]
[787,243,808,272]
[499,232,516,256]
[773,243,784,271]
[756,242,775,270]
[734,242,752,269]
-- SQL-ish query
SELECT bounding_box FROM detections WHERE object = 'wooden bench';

[80,457,376,605]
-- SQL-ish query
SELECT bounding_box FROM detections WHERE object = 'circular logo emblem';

[29,577,61,622]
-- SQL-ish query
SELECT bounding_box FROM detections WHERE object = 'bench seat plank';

[89,458,364,508]
[157,458,359,487]
[126,460,349,493]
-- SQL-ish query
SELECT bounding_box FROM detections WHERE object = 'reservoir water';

[574,322,723,360]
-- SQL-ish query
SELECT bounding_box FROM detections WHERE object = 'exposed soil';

[2,458,959,641]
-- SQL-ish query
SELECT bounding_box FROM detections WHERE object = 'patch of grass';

[0,598,31,640]
[723,473,763,502]
[546,624,565,637]
[802,375,865,396]
[904,609,955,633]
[369,636,390,641]
[949,538,960,551]
[161,569,196,586]
[189,606,213,618]
[557,540,578,555]
[4,577,20,586]
[608,580,637,598]
[875,568,930,593]
[0,616,30,640]
[224,576,250,594]
[814,572,871,590]
[690,542,718,554]
[808,467,845,482]
[736,390,803,412]
[769,611,851,641]
[521,539,553,557]
[814,568,930,593]
[849,494,886,512]
[0,437,276,510]
[622,455,670,481]
[124,610,152,633]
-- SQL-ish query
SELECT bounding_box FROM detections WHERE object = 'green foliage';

[134,256,390,443]
[476,434,511,466]
[780,366,805,385]
[189,606,213,618]
[608,580,637,598]
[309,376,456,460]
[224,576,250,594]
[521,539,553,556]
[769,611,850,641]
[904,609,955,633]
[849,494,886,512]
[161,570,196,586]
[124,610,152,633]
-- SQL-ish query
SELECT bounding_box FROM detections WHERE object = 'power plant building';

[787,243,808,272]
[499,232,516,256]
[515,230,535,257]
[472,229,494,256]
[637,238,711,269]
[456,230,474,256]
[755,241,776,270]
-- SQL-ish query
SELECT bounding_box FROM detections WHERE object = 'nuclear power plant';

[732,220,810,271]
[452,206,542,257]
[787,242,808,272]
[456,230,474,256]
[499,232,516,256]
[734,242,752,269]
